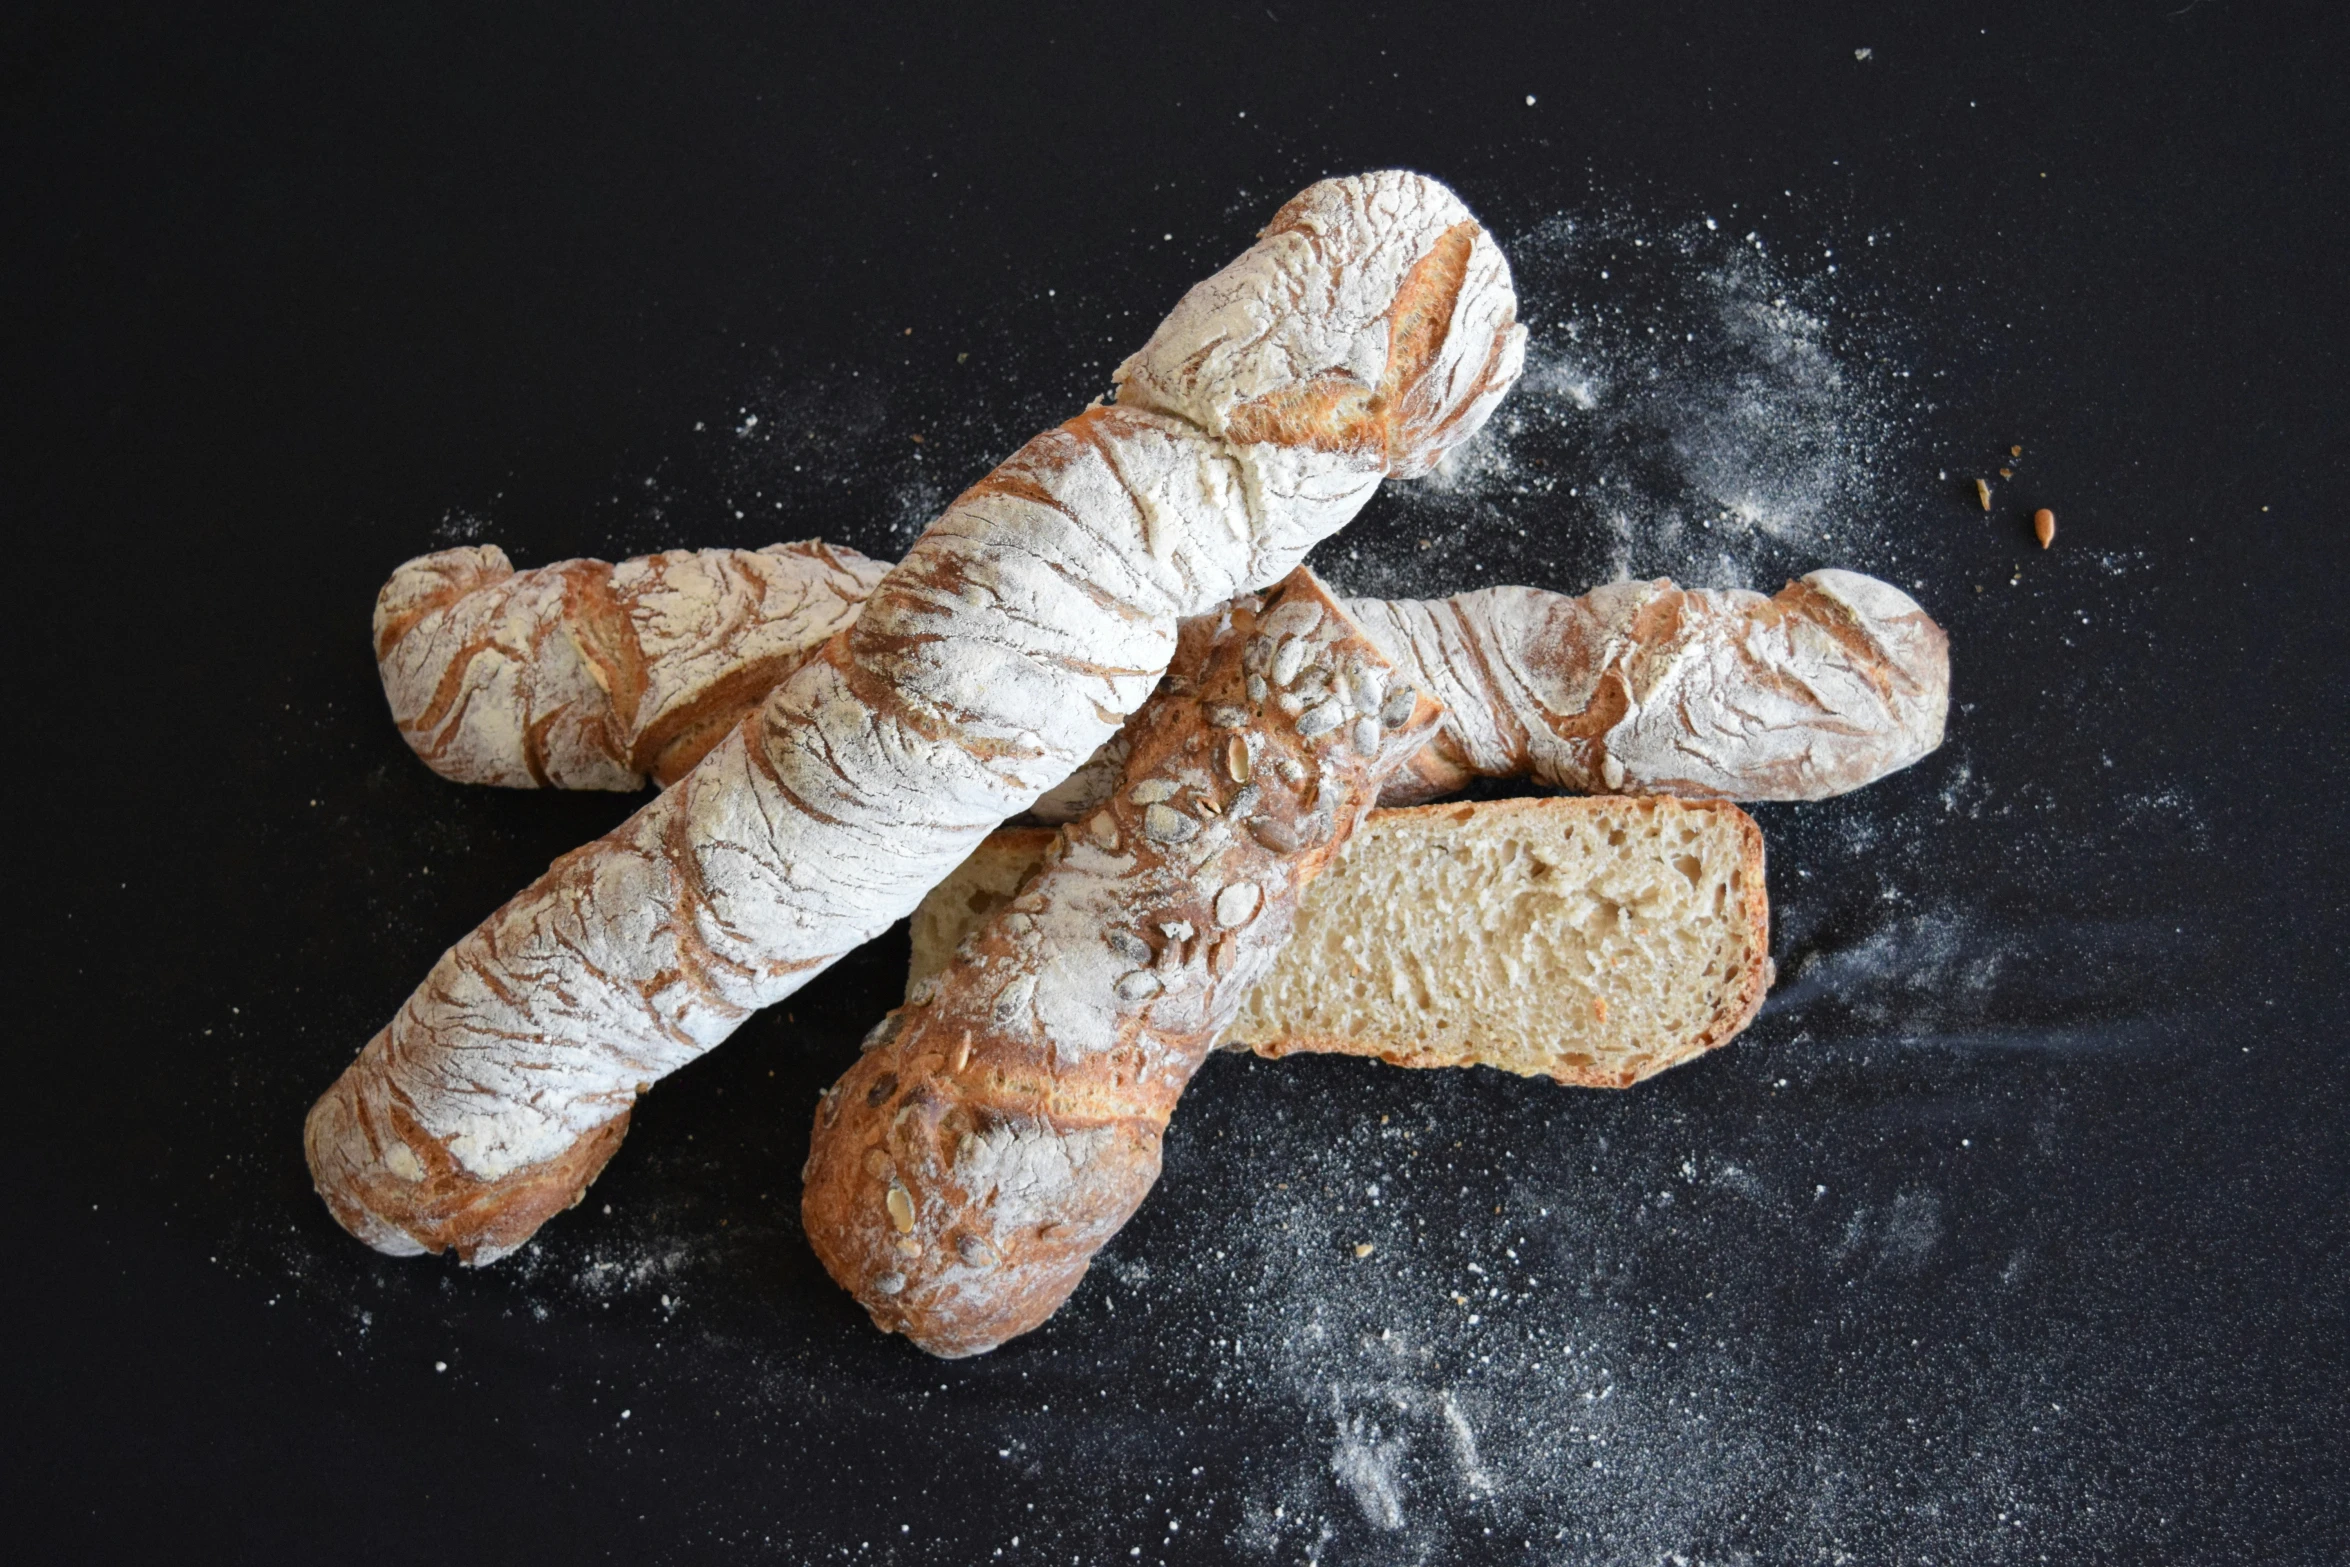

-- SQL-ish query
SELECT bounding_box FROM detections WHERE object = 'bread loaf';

[912,795,1769,1087]
[306,171,1526,1263]
[374,541,887,789]
[379,544,1947,805]
[1348,571,1947,804]
[800,569,1444,1356]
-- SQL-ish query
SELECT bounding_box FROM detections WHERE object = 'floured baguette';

[908,794,1769,1088]
[380,543,1948,806]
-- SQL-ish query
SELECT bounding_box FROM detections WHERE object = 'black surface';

[6,4,2346,1562]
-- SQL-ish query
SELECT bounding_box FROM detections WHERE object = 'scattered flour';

[233,184,2212,1565]
[1323,204,1921,608]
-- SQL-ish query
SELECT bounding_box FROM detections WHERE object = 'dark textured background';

[5,4,2345,1562]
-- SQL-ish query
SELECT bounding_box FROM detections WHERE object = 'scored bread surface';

[910,795,1769,1088]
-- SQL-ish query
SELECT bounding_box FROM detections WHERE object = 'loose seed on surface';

[1975,478,1992,511]
[2034,508,2056,548]
[1226,736,1251,782]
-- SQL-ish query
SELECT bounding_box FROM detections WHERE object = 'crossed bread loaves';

[307,171,1527,1263]
[1038,570,1947,814]
[378,542,1947,805]
[910,794,1770,1087]
[801,569,1443,1356]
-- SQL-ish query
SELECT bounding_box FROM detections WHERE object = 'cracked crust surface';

[381,553,1949,811]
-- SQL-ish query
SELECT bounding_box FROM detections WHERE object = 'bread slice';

[907,795,1772,1088]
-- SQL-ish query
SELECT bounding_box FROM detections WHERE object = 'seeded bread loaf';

[306,171,1525,1263]
[911,795,1767,1087]
[801,569,1444,1356]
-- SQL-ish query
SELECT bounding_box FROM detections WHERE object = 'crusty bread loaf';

[374,541,886,789]
[910,795,1768,1088]
[1346,571,1947,804]
[382,545,1948,807]
[307,171,1526,1264]
[801,569,1445,1356]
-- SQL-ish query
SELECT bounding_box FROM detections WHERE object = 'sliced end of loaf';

[908,796,1770,1088]
[1232,796,1768,1086]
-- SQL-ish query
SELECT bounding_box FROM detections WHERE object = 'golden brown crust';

[303,1060,631,1264]
[801,569,1443,1356]
[1225,222,1480,460]
[372,541,888,792]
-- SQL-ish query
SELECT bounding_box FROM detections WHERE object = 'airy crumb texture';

[909,796,1770,1089]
